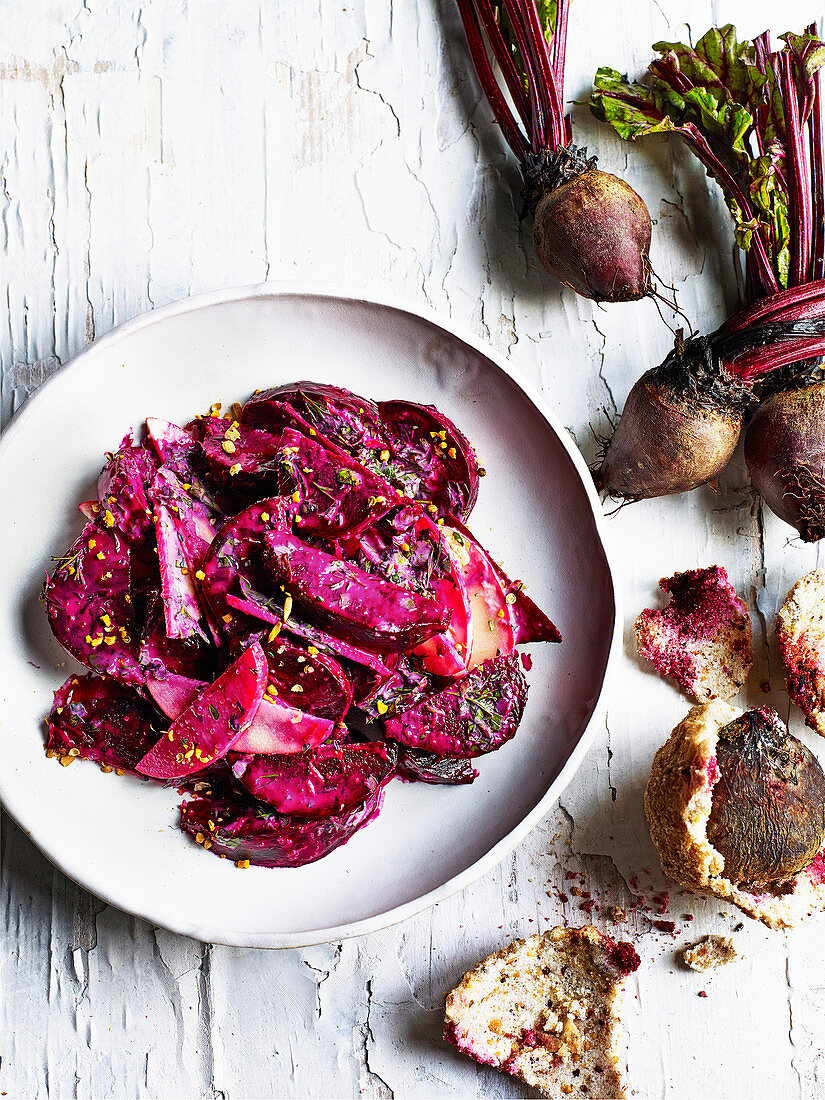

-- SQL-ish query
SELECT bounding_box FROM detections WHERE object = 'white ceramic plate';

[0,285,618,948]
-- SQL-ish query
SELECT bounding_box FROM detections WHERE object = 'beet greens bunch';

[589,24,825,540]
[455,0,653,302]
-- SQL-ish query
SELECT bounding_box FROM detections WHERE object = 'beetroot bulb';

[745,379,825,542]
[455,0,652,302]
[591,26,825,507]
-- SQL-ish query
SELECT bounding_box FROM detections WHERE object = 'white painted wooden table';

[2,2,824,1097]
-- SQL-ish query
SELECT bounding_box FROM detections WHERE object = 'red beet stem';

[777,50,813,287]
[809,34,825,281]
[721,278,825,334]
[501,0,563,151]
[552,0,572,143]
[455,0,529,160]
[473,0,530,123]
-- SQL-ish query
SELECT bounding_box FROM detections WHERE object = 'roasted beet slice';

[232,697,336,754]
[275,427,396,537]
[137,642,267,779]
[47,673,160,773]
[262,636,352,721]
[200,498,291,632]
[44,522,144,687]
[378,400,480,520]
[243,382,390,469]
[384,655,528,758]
[238,740,396,818]
[396,745,479,785]
[200,417,283,486]
[263,527,449,652]
[180,784,385,867]
[97,432,159,541]
[139,593,216,682]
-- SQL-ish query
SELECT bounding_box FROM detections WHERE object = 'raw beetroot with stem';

[455,0,652,302]
[591,25,825,512]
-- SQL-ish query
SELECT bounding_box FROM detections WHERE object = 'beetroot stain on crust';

[635,565,752,702]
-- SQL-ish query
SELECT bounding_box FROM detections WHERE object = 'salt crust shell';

[645,700,825,929]
[443,926,632,1098]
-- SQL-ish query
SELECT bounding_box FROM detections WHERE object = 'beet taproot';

[595,362,746,499]
[706,708,825,886]
[745,381,825,541]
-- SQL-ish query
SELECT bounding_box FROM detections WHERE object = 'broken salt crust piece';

[681,935,737,972]
[778,569,825,738]
[635,565,752,702]
[443,926,639,1099]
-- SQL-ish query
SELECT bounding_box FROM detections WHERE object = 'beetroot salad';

[42,382,560,868]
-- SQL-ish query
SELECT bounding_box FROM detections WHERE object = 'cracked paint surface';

[1,0,824,1097]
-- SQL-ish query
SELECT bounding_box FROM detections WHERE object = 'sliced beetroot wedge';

[145,669,336,754]
[145,418,219,511]
[152,469,218,640]
[137,642,267,779]
[262,636,352,721]
[44,522,144,686]
[284,618,398,680]
[263,527,449,652]
[232,696,336,754]
[396,745,479,785]
[275,427,396,537]
[442,524,513,668]
[378,399,480,520]
[179,784,385,867]
[384,655,528,758]
[146,417,200,471]
[200,498,291,632]
[445,519,561,649]
[238,740,396,818]
[47,673,161,773]
[146,672,204,719]
[153,492,205,641]
[97,432,159,541]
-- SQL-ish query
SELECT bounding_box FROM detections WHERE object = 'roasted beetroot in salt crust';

[42,382,559,868]
[645,699,825,928]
